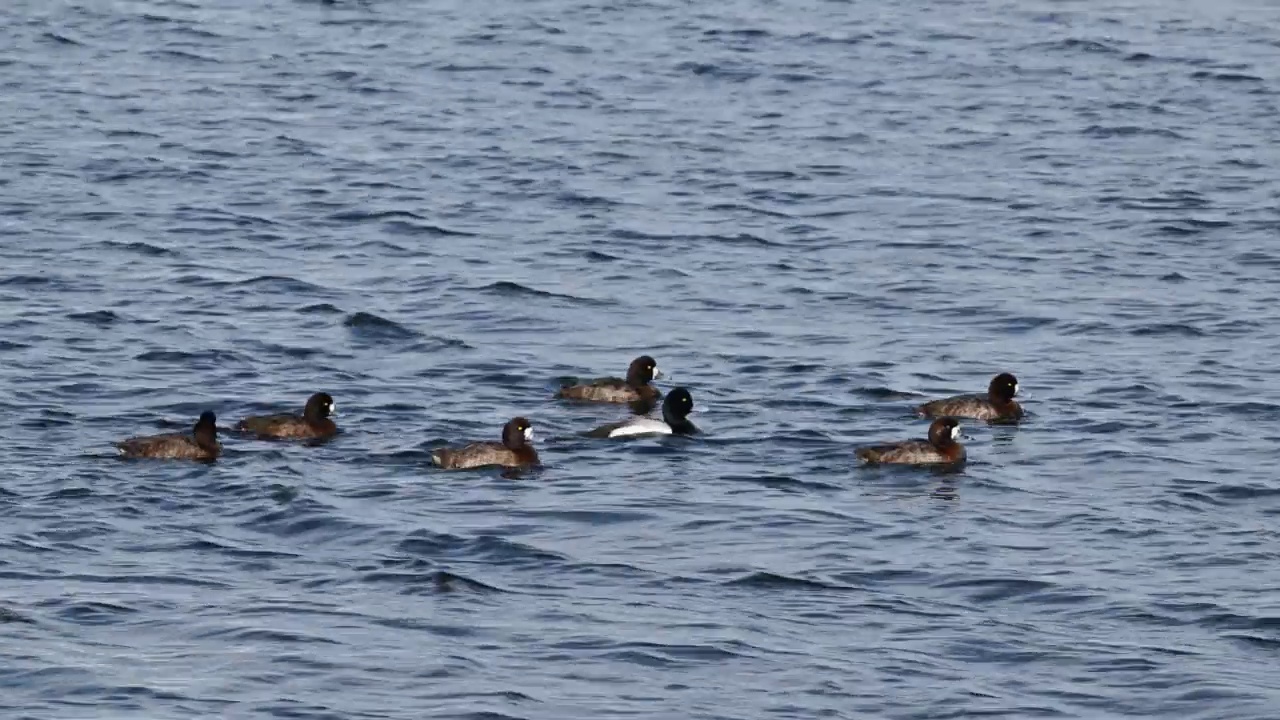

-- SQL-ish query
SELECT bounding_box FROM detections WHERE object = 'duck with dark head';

[586,387,698,438]
[431,417,539,471]
[856,417,965,466]
[117,410,221,461]
[237,392,338,440]
[555,355,663,408]
[917,372,1022,422]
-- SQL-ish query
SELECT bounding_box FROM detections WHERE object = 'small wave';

[195,626,341,645]
[721,473,840,491]
[706,231,787,246]
[1131,323,1205,338]
[397,530,567,567]
[593,640,746,665]
[1211,484,1280,500]
[703,28,771,39]
[1191,70,1264,83]
[102,129,162,139]
[184,539,301,560]
[722,571,846,590]
[67,310,118,325]
[327,209,426,223]
[674,61,759,82]
[933,576,1058,602]
[555,191,622,207]
[382,220,473,237]
[234,275,328,294]
[1019,37,1123,55]
[437,64,511,72]
[297,302,344,315]
[1235,251,1280,268]
[51,600,139,626]
[238,506,376,540]
[1219,401,1280,420]
[0,606,35,624]
[406,336,471,352]
[64,572,230,589]
[134,348,247,364]
[854,386,921,400]
[43,32,84,46]
[477,281,614,307]
[1082,125,1186,140]
[99,240,176,256]
[146,49,218,63]
[0,274,55,287]
[240,340,324,359]
[396,530,468,556]
[343,312,419,339]
[1099,192,1210,210]
[364,569,506,594]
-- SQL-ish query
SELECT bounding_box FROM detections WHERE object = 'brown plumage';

[117,411,221,461]
[917,372,1022,421]
[431,417,539,471]
[856,417,966,466]
[237,392,337,440]
[555,355,662,405]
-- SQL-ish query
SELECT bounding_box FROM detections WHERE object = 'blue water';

[4,0,1280,717]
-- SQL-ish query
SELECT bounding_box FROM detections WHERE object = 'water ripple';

[3,0,1280,718]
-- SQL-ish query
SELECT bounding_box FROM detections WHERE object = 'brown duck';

[117,410,221,461]
[856,417,966,466]
[431,417,539,471]
[237,392,337,440]
[555,355,662,405]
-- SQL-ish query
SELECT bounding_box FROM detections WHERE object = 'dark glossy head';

[502,417,534,449]
[304,392,336,421]
[194,410,218,448]
[987,373,1018,403]
[661,387,694,422]
[927,417,961,448]
[625,355,660,386]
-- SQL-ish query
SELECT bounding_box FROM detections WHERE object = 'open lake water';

[3,0,1280,718]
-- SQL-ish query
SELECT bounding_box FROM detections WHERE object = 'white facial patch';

[951,424,961,440]
[653,366,663,379]
[523,427,534,442]
[1012,383,1018,396]
[329,402,338,416]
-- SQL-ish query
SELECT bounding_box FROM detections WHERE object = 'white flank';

[607,418,673,438]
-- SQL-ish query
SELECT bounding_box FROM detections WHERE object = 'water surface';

[3,0,1280,718]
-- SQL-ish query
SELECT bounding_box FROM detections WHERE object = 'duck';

[856,417,965,465]
[431,417,539,470]
[555,355,662,406]
[236,392,337,440]
[917,372,1022,422]
[587,387,697,438]
[117,410,221,461]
